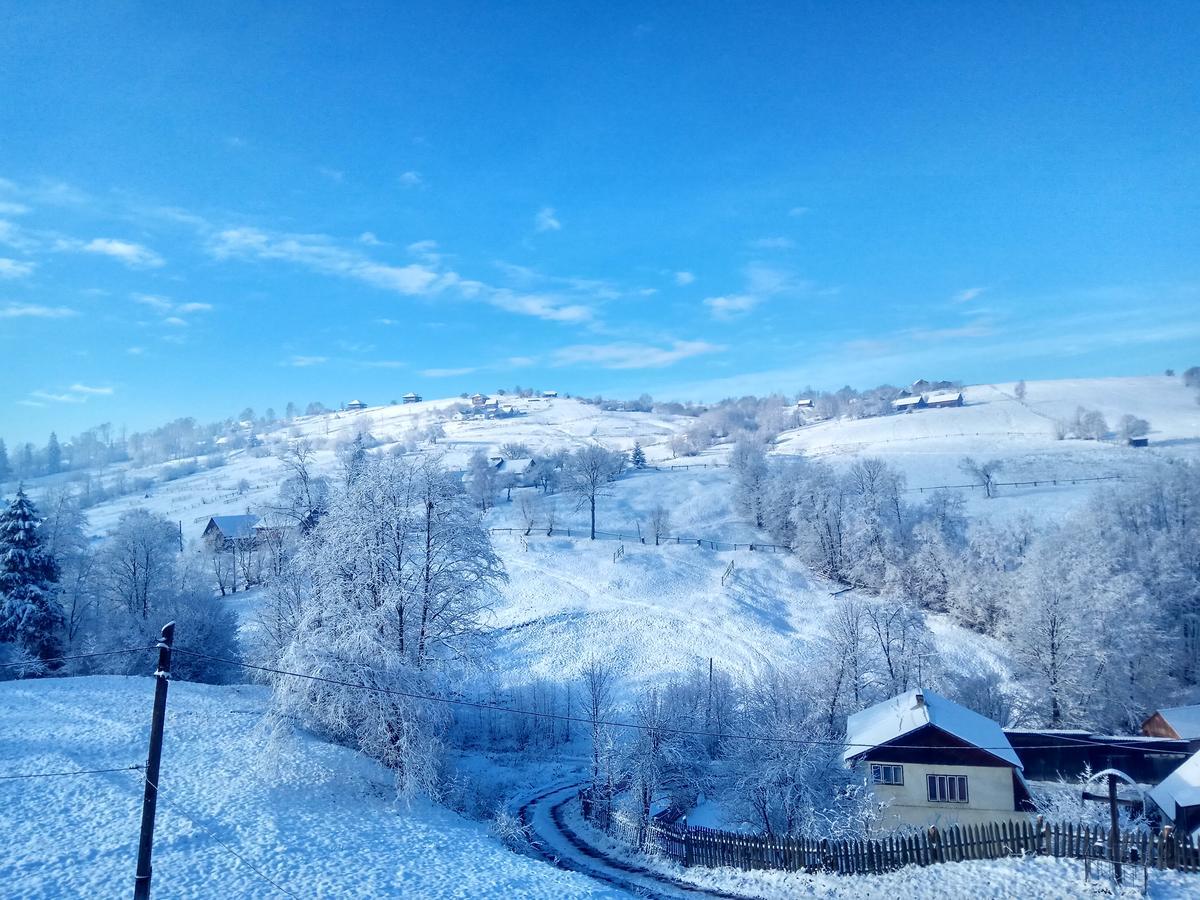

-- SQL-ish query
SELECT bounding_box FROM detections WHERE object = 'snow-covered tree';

[272,454,504,796]
[649,504,671,546]
[563,445,625,539]
[467,449,498,511]
[1014,380,1027,401]
[0,489,63,661]
[99,509,180,620]
[0,439,10,483]
[631,442,647,469]
[1117,414,1151,441]
[959,456,1004,499]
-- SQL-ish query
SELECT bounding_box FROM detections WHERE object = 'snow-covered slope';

[0,676,622,899]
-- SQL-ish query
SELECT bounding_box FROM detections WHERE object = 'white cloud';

[399,171,423,187]
[81,238,164,268]
[69,383,114,395]
[31,390,85,404]
[287,355,328,367]
[209,227,440,296]
[359,231,382,245]
[703,294,760,319]
[0,257,35,278]
[0,303,77,319]
[163,316,188,327]
[505,356,536,368]
[488,290,592,323]
[674,271,695,286]
[420,366,477,377]
[17,399,46,408]
[127,346,145,355]
[133,293,173,311]
[176,301,213,313]
[953,286,987,303]
[317,166,345,183]
[535,207,562,232]
[553,339,722,369]
[0,202,28,216]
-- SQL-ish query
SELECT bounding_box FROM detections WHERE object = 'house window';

[926,774,969,803]
[870,764,903,786]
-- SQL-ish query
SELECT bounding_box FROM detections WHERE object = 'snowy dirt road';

[518,782,756,900]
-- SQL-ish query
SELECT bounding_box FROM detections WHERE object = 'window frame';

[870,763,904,786]
[926,773,969,804]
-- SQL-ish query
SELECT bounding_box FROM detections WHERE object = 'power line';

[135,771,298,899]
[172,648,1169,756]
[0,764,142,781]
[0,645,154,671]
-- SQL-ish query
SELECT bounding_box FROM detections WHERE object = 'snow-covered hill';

[18,376,1200,690]
[0,676,619,899]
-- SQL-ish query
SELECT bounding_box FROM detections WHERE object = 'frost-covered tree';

[0,439,10,483]
[45,432,62,474]
[99,509,179,620]
[275,439,331,531]
[563,445,625,539]
[1014,380,1027,401]
[0,489,63,661]
[499,442,531,459]
[731,439,769,528]
[467,449,498,511]
[1117,414,1151,441]
[649,504,671,546]
[271,454,505,797]
[959,456,1004,499]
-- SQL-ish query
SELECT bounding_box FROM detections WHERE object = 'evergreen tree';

[0,439,9,482]
[46,432,62,474]
[631,442,647,469]
[0,489,64,660]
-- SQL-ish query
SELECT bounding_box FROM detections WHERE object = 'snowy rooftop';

[1150,750,1200,820]
[926,391,964,403]
[1153,705,1200,740]
[206,514,259,538]
[892,395,923,406]
[845,688,1022,769]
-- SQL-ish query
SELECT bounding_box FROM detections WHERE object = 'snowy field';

[0,676,623,900]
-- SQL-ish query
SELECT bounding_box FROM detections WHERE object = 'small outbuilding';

[402,392,422,404]
[1128,436,1150,448]
[1143,706,1200,744]
[1149,750,1200,840]
[795,398,814,409]
[541,390,558,398]
[846,688,1031,831]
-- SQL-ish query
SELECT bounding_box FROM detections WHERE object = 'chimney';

[913,690,925,709]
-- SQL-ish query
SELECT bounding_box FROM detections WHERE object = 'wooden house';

[202,514,260,552]
[402,392,422,404]
[892,395,925,413]
[795,398,814,409]
[345,399,368,411]
[1128,436,1149,448]
[846,689,1031,832]
[925,391,965,409]
[1143,706,1200,745]
[470,393,490,407]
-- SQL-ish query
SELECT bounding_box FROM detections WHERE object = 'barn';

[402,392,422,404]
[892,395,925,413]
[202,514,259,552]
[925,391,965,409]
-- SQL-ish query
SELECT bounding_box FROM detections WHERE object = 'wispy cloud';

[553,339,723,369]
[69,383,114,395]
[359,231,382,246]
[703,294,760,319]
[317,166,345,183]
[674,271,696,286]
[0,202,28,216]
[286,355,328,367]
[953,286,987,303]
[79,238,164,268]
[0,303,78,319]
[31,390,85,404]
[420,366,477,377]
[0,257,35,279]
[787,206,811,217]
[535,207,562,232]
[488,290,592,323]
[399,171,423,187]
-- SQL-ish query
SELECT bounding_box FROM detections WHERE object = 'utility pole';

[134,622,175,900]
[1108,772,1122,884]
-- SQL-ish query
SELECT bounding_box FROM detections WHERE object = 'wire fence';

[487,526,791,553]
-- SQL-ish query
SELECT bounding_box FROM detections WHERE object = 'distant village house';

[402,392,422,404]
[202,514,259,552]
[345,399,368,411]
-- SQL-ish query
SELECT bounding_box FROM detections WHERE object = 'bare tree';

[649,504,671,546]
[959,456,1004,499]
[563,445,625,539]
[518,494,537,536]
[1014,380,1027,401]
[580,657,617,796]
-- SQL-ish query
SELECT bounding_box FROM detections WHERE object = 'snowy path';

[518,782,755,900]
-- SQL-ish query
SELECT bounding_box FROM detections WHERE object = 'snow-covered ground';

[0,676,624,899]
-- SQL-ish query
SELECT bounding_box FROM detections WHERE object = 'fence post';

[928,825,941,864]
[684,827,693,868]
[133,622,176,900]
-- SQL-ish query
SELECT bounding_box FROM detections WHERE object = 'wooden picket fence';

[581,791,1200,877]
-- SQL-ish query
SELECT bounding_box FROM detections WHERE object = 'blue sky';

[1,2,1198,443]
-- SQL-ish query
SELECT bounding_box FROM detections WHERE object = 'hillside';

[14,375,1200,692]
